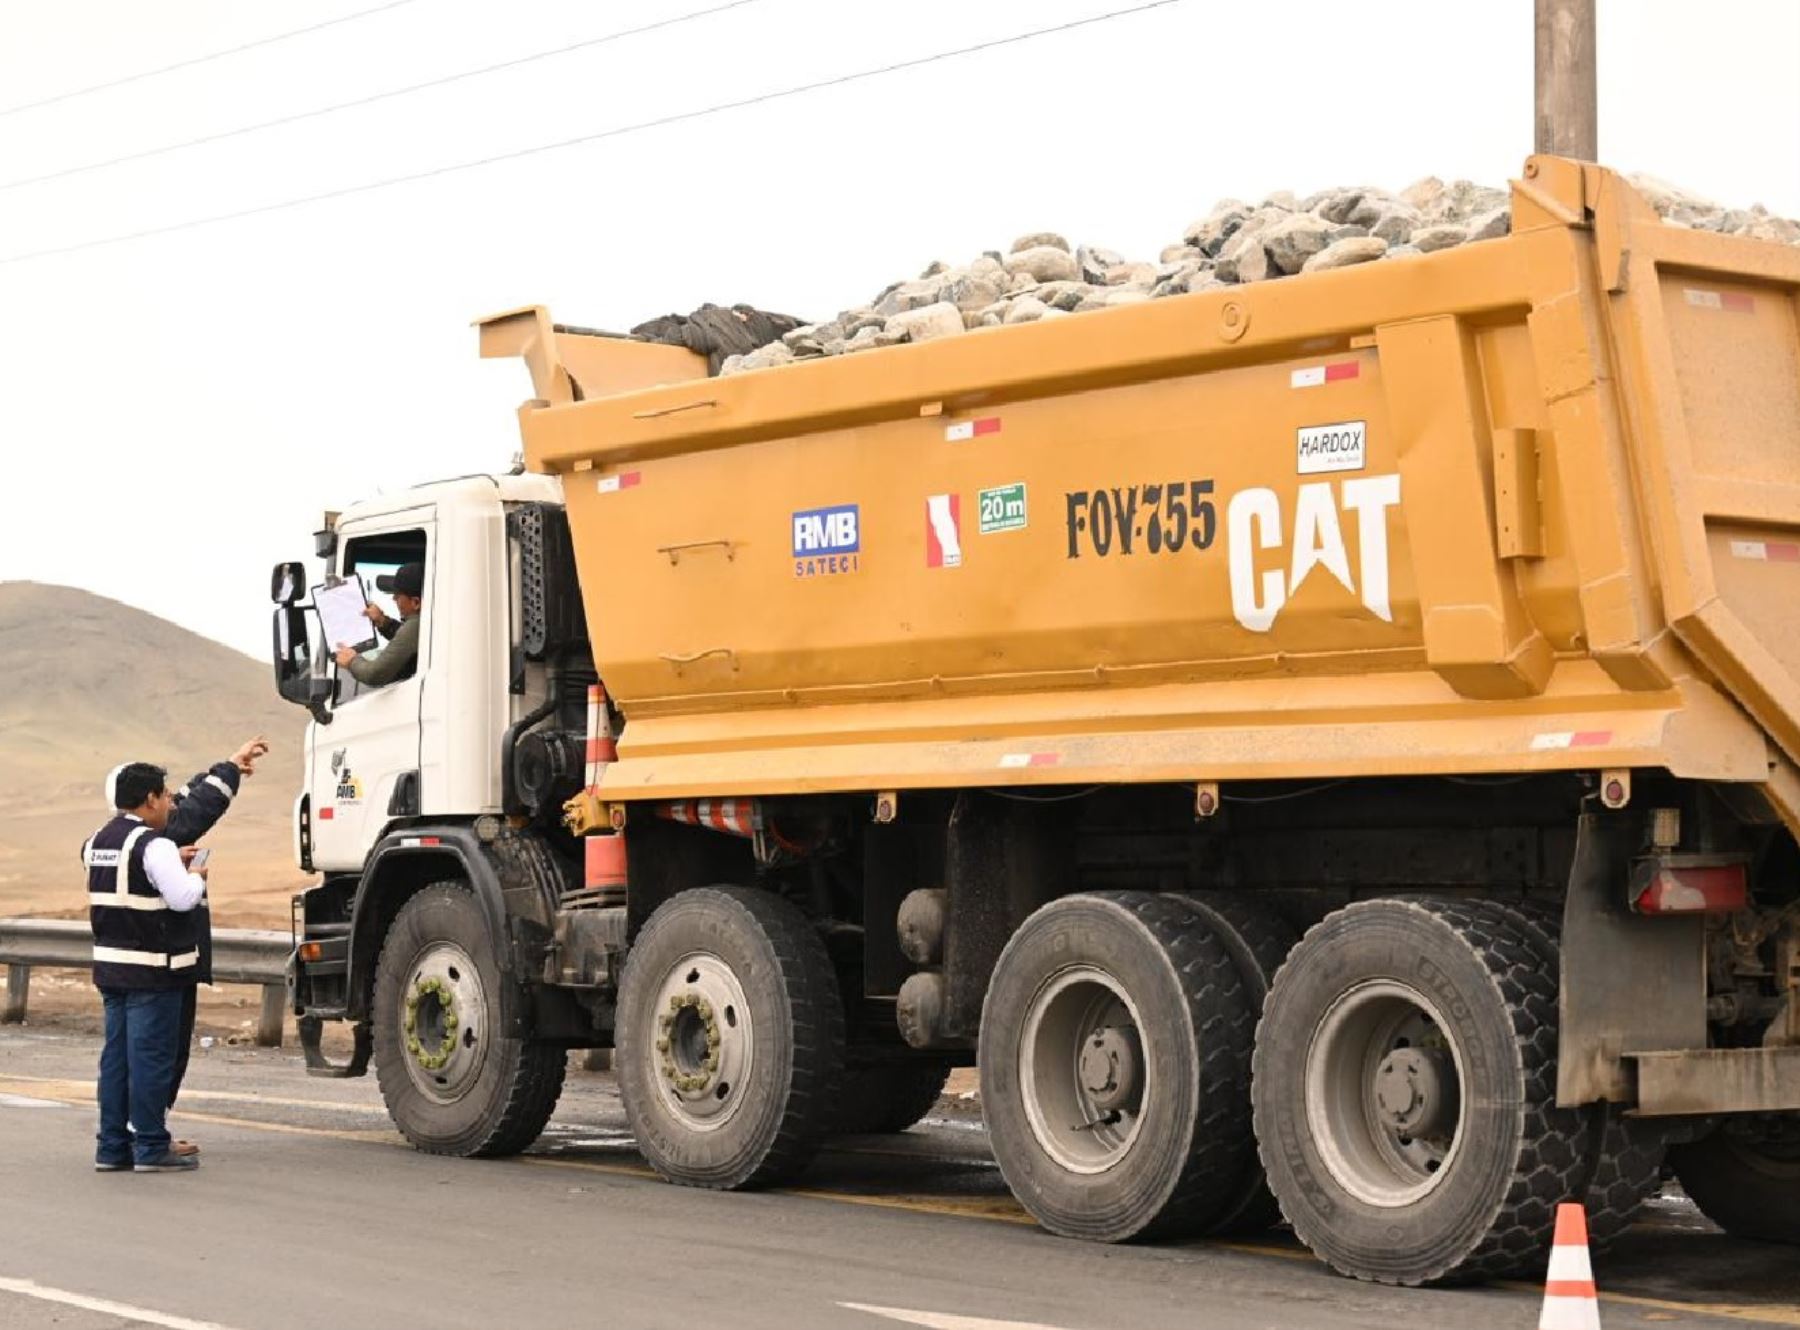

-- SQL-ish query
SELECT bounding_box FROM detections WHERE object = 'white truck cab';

[272,470,599,1096]
[276,473,569,871]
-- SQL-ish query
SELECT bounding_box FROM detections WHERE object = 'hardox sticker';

[1297,420,1367,475]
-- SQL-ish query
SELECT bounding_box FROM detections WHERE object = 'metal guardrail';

[0,918,292,1047]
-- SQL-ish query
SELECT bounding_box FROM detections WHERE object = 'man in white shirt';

[84,763,211,1172]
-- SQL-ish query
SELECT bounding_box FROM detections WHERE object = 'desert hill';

[0,582,308,924]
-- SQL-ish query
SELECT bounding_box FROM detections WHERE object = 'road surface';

[1,1027,1796,1330]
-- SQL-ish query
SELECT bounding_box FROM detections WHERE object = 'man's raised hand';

[232,736,271,776]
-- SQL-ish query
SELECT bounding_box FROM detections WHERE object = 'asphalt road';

[2,1028,1797,1330]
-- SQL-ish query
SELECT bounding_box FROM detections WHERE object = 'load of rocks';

[719,174,1799,374]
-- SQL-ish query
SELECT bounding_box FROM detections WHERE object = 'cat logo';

[335,767,364,805]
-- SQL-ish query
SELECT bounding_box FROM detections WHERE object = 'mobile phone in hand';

[189,848,211,871]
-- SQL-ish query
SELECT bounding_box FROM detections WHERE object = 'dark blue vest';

[83,814,201,991]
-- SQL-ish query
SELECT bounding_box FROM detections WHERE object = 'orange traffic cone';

[1538,1203,1602,1330]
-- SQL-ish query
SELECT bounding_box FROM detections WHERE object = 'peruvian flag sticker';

[925,494,963,568]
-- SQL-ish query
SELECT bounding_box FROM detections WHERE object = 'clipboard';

[314,578,378,654]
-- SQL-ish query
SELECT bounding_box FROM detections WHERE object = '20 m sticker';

[979,483,1027,534]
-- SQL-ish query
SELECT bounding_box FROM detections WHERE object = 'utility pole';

[1535,0,1598,159]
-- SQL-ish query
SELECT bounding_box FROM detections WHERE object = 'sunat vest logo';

[793,503,861,578]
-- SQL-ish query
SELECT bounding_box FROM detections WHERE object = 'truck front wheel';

[372,883,566,1157]
[1252,898,1586,1285]
[616,887,845,1190]
[979,892,1254,1242]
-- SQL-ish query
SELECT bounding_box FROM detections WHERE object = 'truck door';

[309,512,435,872]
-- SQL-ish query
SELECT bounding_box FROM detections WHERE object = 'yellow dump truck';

[276,156,1800,1285]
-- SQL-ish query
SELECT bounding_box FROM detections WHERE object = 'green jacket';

[346,613,419,687]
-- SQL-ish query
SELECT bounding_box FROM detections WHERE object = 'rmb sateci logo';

[792,503,861,578]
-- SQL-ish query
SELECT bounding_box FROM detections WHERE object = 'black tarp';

[630,303,806,376]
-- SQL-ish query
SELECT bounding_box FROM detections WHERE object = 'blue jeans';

[96,987,187,1164]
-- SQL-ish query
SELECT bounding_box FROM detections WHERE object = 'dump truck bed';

[486,157,1800,824]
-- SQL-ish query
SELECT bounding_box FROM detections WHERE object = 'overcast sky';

[2,0,1796,661]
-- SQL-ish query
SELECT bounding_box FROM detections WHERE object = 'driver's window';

[334,528,428,705]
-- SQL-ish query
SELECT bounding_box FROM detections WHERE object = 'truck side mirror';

[271,561,306,605]
[272,605,333,724]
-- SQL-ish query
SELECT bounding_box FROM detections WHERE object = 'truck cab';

[272,472,597,1087]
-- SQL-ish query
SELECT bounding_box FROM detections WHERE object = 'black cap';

[376,562,424,597]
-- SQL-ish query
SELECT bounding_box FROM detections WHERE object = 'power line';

[0,0,1182,267]
[0,1,762,193]
[0,0,425,119]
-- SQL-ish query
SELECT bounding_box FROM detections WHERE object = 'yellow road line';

[7,1076,1799,1326]
[0,1073,380,1116]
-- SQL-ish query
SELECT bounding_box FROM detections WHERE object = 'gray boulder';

[885,302,966,343]
[1302,236,1389,272]
[1411,224,1469,253]
[1004,245,1080,283]
[1262,214,1335,274]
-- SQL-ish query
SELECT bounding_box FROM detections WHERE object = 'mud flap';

[1558,812,1706,1106]
[299,1014,373,1079]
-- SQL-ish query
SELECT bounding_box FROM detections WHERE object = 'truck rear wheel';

[834,1062,953,1135]
[1489,899,1668,1250]
[979,892,1253,1242]
[1669,1120,1800,1245]
[1173,892,1296,1235]
[616,887,844,1190]
[372,883,566,1157]
[1252,897,1586,1285]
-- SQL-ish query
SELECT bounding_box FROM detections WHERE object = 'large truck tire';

[979,892,1253,1242]
[1252,897,1587,1285]
[1669,1121,1800,1245]
[834,1062,953,1135]
[616,887,845,1190]
[1173,892,1297,1235]
[1493,899,1669,1250]
[371,883,567,1157]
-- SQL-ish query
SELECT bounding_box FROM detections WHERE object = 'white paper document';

[315,578,376,653]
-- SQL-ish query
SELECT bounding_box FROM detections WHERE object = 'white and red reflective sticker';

[597,471,642,493]
[1530,731,1612,751]
[659,798,761,837]
[945,418,1001,442]
[1290,361,1360,389]
[925,494,963,568]
[998,752,1061,769]
[1684,288,1755,313]
[399,835,442,847]
[1730,539,1800,562]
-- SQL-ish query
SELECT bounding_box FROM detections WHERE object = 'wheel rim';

[401,941,488,1102]
[645,950,754,1132]
[1305,979,1467,1207]
[1018,965,1149,1174]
